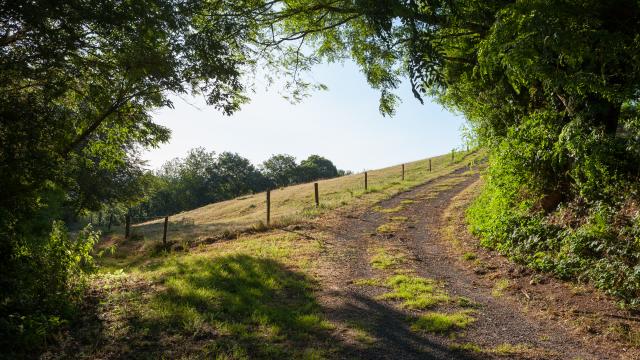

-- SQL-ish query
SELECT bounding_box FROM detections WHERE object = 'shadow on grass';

[55,255,344,359]
[324,291,483,360]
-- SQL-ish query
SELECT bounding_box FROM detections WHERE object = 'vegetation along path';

[310,168,628,359]
[48,158,640,359]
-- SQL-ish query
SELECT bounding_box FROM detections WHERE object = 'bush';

[468,165,640,307]
[0,221,98,354]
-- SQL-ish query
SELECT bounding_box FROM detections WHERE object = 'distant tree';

[297,155,339,183]
[214,152,270,198]
[261,154,298,187]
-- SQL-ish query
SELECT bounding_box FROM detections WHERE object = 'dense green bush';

[0,221,98,353]
[468,144,640,307]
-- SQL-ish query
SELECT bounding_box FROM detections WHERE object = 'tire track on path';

[314,168,608,359]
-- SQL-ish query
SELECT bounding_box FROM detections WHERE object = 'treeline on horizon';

[128,148,350,220]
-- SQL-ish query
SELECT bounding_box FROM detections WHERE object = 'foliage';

[0,0,264,350]
[236,0,640,305]
[0,221,98,353]
[262,154,299,187]
[138,148,344,217]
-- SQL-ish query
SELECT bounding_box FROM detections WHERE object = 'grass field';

[49,150,485,359]
[100,150,482,265]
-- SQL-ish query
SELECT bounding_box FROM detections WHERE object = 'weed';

[378,275,449,309]
[389,216,408,222]
[492,279,511,297]
[370,248,405,270]
[449,342,483,353]
[375,205,404,214]
[491,343,532,355]
[400,199,416,205]
[462,252,477,261]
[352,278,383,287]
[411,311,475,333]
[376,222,400,234]
[456,296,479,308]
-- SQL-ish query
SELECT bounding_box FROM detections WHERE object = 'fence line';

[106,151,475,243]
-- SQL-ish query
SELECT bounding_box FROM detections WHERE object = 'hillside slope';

[102,150,483,262]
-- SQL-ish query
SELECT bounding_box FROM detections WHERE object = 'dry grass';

[105,151,483,260]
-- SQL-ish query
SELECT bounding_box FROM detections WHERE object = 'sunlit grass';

[411,311,475,334]
[376,222,400,234]
[378,275,449,309]
[84,231,338,358]
[492,279,511,298]
[103,151,482,260]
[370,248,405,270]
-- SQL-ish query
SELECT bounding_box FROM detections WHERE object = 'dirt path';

[311,168,617,359]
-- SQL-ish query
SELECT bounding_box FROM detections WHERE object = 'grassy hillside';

[46,149,483,359]
[100,150,483,268]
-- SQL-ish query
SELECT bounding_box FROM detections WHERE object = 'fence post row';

[163,216,169,247]
[402,164,405,181]
[266,190,271,227]
[364,171,368,190]
[314,183,319,207]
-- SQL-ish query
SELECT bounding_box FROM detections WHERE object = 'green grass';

[374,205,405,213]
[462,252,477,261]
[492,279,511,298]
[389,216,408,222]
[411,311,475,333]
[67,231,341,358]
[80,150,484,357]
[352,278,383,287]
[449,342,483,353]
[400,199,416,205]
[103,151,482,261]
[378,275,449,309]
[491,343,532,355]
[376,222,400,234]
[370,248,405,270]
[345,320,376,345]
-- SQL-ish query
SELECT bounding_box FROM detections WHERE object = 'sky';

[145,61,467,172]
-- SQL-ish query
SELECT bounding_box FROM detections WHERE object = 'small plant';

[491,279,511,297]
[411,311,475,333]
[376,222,400,234]
[491,343,532,355]
[462,252,477,261]
[375,205,404,213]
[370,248,404,270]
[353,278,383,287]
[378,275,449,309]
[449,342,483,353]
[456,296,479,308]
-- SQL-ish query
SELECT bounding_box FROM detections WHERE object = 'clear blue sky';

[145,61,466,172]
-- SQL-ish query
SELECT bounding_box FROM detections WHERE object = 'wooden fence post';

[451,149,455,162]
[266,190,271,227]
[125,213,131,239]
[429,159,432,172]
[364,171,368,190]
[162,216,168,247]
[402,164,405,181]
[314,183,319,207]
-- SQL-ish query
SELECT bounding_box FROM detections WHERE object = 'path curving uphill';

[312,167,616,359]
